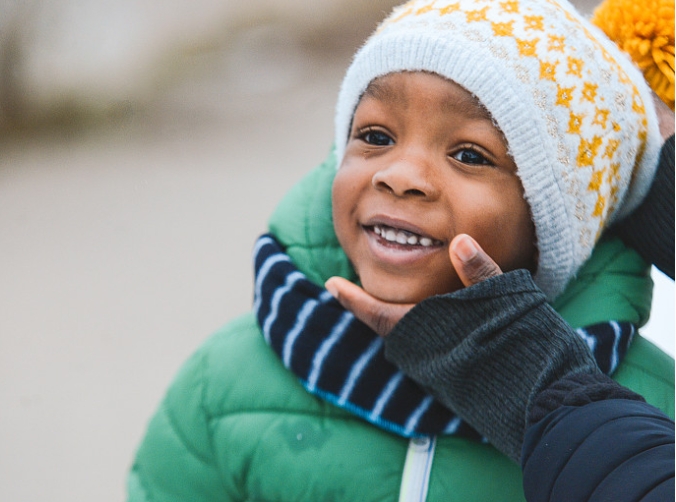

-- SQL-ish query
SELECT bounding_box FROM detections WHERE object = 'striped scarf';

[253,234,635,438]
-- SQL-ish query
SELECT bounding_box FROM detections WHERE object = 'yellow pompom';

[592,0,675,110]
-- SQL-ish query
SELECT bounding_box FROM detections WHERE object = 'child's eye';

[360,129,394,146]
[451,148,491,166]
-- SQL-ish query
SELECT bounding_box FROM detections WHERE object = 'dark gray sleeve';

[612,135,674,280]
[384,269,599,463]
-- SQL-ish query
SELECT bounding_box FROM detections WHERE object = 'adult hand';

[325,234,503,336]
[449,233,503,286]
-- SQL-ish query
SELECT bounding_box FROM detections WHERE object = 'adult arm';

[327,235,601,462]
[327,234,675,499]
[385,284,675,500]
[383,268,600,463]
[522,373,674,502]
[612,135,674,279]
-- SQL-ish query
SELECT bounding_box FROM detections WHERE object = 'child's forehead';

[362,72,493,121]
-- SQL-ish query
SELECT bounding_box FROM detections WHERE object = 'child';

[128,0,674,500]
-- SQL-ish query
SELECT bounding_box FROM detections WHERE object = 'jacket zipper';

[398,436,437,502]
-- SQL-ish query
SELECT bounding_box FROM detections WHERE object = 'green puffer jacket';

[128,151,675,502]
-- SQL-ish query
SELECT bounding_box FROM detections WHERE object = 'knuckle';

[469,258,499,283]
[374,311,394,337]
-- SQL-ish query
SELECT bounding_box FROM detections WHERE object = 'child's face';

[332,71,537,304]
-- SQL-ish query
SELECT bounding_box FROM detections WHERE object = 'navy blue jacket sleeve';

[522,399,675,502]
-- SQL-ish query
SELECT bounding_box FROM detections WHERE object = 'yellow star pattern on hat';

[466,7,488,22]
[540,61,558,81]
[373,0,652,247]
[492,21,515,37]
[516,38,539,56]
[593,194,606,218]
[603,139,620,158]
[524,15,544,31]
[548,35,565,52]
[568,112,585,134]
[592,108,610,128]
[556,86,575,107]
[581,82,598,102]
[439,3,460,15]
[500,1,520,13]
[566,57,584,77]
[577,136,603,167]
[588,169,604,191]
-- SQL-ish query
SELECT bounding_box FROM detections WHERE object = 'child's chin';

[361,278,460,305]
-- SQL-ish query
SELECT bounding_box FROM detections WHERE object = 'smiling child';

[333,71,536,303]
[128,1,673,501]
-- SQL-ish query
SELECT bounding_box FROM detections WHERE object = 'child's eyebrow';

[446,93,493,121]
[443,91,493,122]
[363,78,493,121]
[362,80,407,107]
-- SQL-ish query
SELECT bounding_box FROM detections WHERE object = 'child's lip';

[360,215,446,266]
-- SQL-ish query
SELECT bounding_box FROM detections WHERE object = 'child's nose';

[371,157,438,199]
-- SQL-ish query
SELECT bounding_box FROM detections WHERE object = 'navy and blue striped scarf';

[253,234,635,438]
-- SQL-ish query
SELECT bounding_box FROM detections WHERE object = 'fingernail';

[455,235,478,263]
[325,281,338,298]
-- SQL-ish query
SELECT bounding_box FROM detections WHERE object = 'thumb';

[325,277,413,337]
[450,234,503,287]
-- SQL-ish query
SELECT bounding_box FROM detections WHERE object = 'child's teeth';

[373,224,436,246]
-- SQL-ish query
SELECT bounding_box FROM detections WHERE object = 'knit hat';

[334,0,662,300]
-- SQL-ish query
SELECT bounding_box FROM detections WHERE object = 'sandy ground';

[0,4,673,501]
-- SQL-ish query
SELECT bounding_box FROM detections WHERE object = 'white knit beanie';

[334,0,662,300]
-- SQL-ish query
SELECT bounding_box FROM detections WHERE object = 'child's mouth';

[370,224,443,248]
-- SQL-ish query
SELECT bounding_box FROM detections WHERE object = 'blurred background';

[0,1,672,500]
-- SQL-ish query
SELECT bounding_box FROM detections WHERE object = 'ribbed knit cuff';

[613,135,675,280]
[385,270,599,463]
[527,372,646,425]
